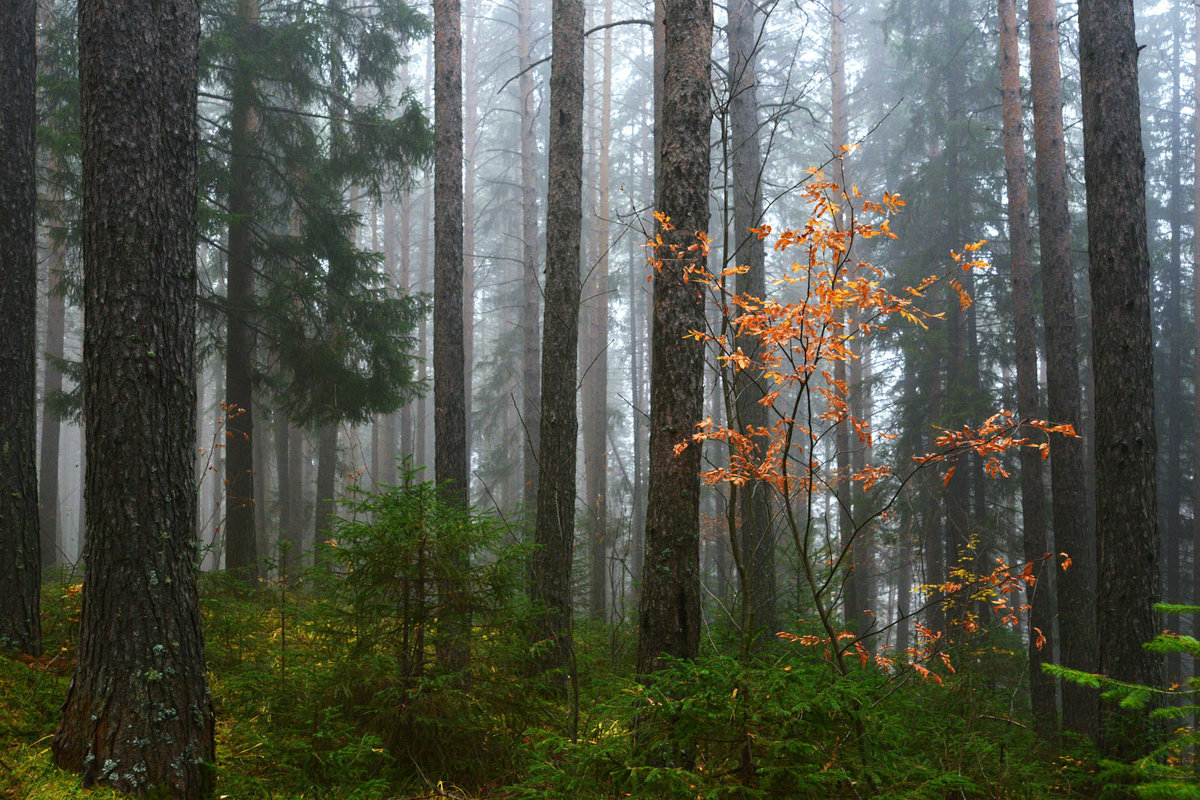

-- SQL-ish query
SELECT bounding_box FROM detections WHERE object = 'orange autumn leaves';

[651,167,1077,682]
[656,170,1075,500]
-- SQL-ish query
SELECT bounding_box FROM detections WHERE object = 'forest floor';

[0,570,1158,799]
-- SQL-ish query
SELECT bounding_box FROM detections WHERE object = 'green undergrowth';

[2,484,1160,798]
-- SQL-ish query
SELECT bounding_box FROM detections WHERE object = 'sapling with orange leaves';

[650,163,1074,686]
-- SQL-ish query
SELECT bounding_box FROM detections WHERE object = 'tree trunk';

[585,0,613,625]
[39,218,66,570]
[462,0,477,485]
[1079,0,1162,757]
[314,423,337,563]
[1029,0,1096,739]
[0,0,42,657]
[433,0,469,671]
[433,0,467,505]
[1193,0,1200,696]
[1160,1,1184,687]
[223,0,261,582]
[999,0,1055,741]
[53,0,215,792]
[637,0,712,677]
[518,0,541,542]
[728,0,775,644]
[274,412,299,581]
[830,0,861,642]
[533,0,585,675]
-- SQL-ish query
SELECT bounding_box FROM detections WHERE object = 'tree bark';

[1079,0,1162,758]
[433,0,469,671]
[585,0,614,625]
[53,0,214,792]
[0,0,42,658]
[999,0,1055,741]
[1029,0,1096,739]
[533,0,585,675]
[637,0,712,677]
[222,0,261,583]
[433,0,467,505]
[728,0,775,644]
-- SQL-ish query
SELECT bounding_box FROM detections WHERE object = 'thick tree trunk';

[1029,0,1096,739]
[999,0,1055,741]
[433,0,467,504]
[585,0,613,625]
[637,0,712,676]
[223,0,261,582]
[52,0,214,792]
[433,0,470,671]
[0,0,42,658]
[1079,0,1162,757]
[533,0,585,675]
[728,0,775,643]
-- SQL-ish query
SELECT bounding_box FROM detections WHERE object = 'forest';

[0,0,1196,797]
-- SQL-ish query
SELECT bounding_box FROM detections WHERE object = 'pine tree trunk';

[533,0,585,675]
[1192,0,1200,696]
[462,0,477,482]
[585,0,613,625]
[1160,2,1184,687]
[728,0,775,643]
[999,0,1055,740]
[53,0,214,791]
[1029,0,1096,739]
[433,0,470,671]
[39,215,66,570]
[314,423,338,563]
[1079,0,1162,757]
[518,0,541,539]
[0,0,42,658]
[637,0,712,677]
[223,0,261,582]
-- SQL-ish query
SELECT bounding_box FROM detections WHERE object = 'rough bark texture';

[728,0,775,642]
[1029,0,1096,739]
[0,0,42,658]
[52,0,215,793]
[999,0,1055,741]
[585,0,613,625]
[636,0,712,677]
[222,0,261,582]
[1078,0,1162,758]
[432,0,470,672]
[433,0,467,505]
[532,0,585,675]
